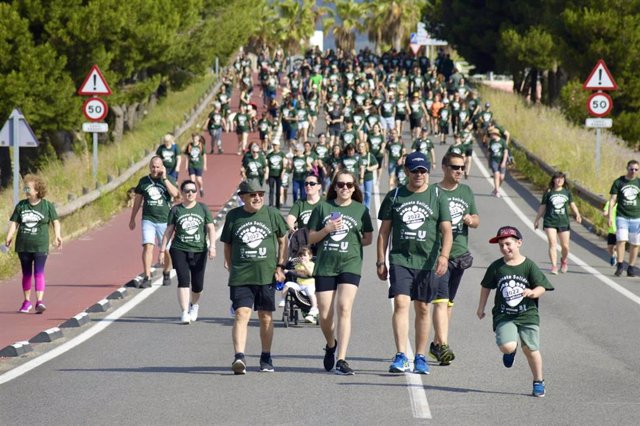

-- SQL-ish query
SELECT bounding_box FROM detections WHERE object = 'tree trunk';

[0,147,11,188]
[530,68,539,103]
[125,102,140,132]
[112,104,125,143]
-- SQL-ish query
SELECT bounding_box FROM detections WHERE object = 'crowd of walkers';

[6,45,639,402]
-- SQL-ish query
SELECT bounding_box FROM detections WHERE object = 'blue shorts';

[188,167,203,177]
[141,220,167,246]
[616,216,640,244]
[490,160,506,174]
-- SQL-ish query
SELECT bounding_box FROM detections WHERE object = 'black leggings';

[169,248,207,293]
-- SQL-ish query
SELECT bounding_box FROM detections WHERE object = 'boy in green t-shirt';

[477,226,554,398]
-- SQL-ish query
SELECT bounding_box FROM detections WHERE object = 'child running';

[477,226,554,397]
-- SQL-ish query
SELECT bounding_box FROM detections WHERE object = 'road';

[1,117,640,424]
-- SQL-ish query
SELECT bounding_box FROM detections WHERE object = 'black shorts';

[607,233,617,245]
[388,264,449,303]
[544,225,570,233]
[446,263,466,305]
[230,284,276,311]
[315,273,361,292]
[328,125,341,137]
[465,148,473,156]
[409,117,422,129]
[169,248,207,293]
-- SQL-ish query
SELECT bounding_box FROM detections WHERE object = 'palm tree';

[364,0,428,52]
[275,0,329,54]
[324,0,366,54]
[248,1,280,51]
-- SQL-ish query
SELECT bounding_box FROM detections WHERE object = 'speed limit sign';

[587,92,613,117]
[82,97,108,121]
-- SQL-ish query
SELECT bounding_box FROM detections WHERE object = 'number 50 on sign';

[586,92,612,117]
[82,97,108,121]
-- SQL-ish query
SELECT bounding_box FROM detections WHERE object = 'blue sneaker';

[389,352,410,373]
[532,380,545,397]
[503,349,517,368]
[413,354,430,375]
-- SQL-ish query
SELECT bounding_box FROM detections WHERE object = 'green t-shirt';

[220,206,288,286]
[314,144,330,163]
[489,138,507,162]
[481,257,554,331]
[234,113,250,132]
[377,185,451,270]
[167,202,213,252]
[340,130,358,147]
[412,138,434,155]
[134,175,175,223]
[257,118,272,135]
[358,152,378,182]
[267,151,286,176]
[10,199,58,253]
[409,100,424,119]
[438,183,478,258]
[447,144,465,156]
[367,133,384,156]
[289,199,321,229]
[541,188,573,228]
[186,144,204,169]
[381,101,396,118]
[291,155,309,181]
[207,111,224,130]
[242,154,267,182]
[156,144,180,172]
[341,155,359,176]
[386,141,405,164]
[307,200,374,276]
[610,176,640,219]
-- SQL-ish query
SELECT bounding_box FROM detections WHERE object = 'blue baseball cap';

[405,151,429,172]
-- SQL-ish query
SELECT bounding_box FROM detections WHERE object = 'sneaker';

[199,189,204,197]
[549,266,558,275]
[323,340,337,371]
[162,272,171,286]
[189,304,199,322]
[433,343,455,366]
[19,300,32,313]
[278,299,286,308]
[389,352,410,373]
[628,265,636,277]
[218,148,224,154]
[335,359,355,375]
[180,310,190,324]
[304,314,317,324]
[532,380,546,397]
[615,263,624,277]
[503,349,517,368]
[609,255,616,266]
[560,258,568,273]
[35,302,47,314]
[413,354,430,375]
[259,356,275,372]
[232,355,246,375]
[140,276,151,288]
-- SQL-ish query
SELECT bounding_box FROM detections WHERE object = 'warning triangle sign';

[583,59,618,90]
[0,109,39,147]
[409,43,420,55]
[77,65,112,96]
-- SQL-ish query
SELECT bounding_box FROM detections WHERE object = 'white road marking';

[473,154,640,306]
[373,174,433,420]
[0,228,223,385]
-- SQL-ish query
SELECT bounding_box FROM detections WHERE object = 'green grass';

[0,73,216,281]
[478,86,634,198]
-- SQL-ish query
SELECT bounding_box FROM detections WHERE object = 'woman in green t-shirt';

[183,134,208,197]
[308,171,374,375]
[6,175,62,314]
[160,180,216,324]
[533,172,582,274]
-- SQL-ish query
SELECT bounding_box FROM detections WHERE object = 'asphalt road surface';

[2,132,640,425]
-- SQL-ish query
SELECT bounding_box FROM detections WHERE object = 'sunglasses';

[249,192,264,198]
[182,188,197,194]
[448,165,465,171]
[336,181,354,189]
[410,169,428,175]
[23,187,31,193]
[304,182,319,186]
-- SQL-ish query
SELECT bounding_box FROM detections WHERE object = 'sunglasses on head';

[336,181,354,189]
[304,181,318,186]
[182,188,197,194]
[448,164,465,171]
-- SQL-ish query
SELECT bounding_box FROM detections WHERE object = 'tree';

[324,0,365,54]
[365,0,427,52]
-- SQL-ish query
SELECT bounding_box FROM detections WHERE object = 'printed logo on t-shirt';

[549,193,568,215]
[20,209,44,235]
[324,214,357,252]
[447,197,468,232]
[621,184,639,207]
[237,222,270,249]
[145,184,166,206]
[398,201,433,242]
[177,213,203,242]
[498,275,531,314]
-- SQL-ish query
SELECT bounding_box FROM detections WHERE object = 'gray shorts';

[388,264,449,303]
[495,321,540,351]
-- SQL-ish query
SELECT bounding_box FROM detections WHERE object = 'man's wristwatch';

[276,264,286,269]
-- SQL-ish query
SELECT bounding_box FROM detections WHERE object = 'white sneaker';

[278,300,285,308]
[308,307,319,316]
[181,311,190,324]
[304,314,317,324]
[189,304,199,322]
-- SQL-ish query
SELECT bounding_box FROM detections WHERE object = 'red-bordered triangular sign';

[77,65,112,96]
[583,59,618,90]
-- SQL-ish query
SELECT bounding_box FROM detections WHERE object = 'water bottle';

[275,281,285,291]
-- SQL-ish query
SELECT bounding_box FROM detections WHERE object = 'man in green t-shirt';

[487,128,508,197]
[129,156,179,287]
[377,151,453,375]
[221,180,288,375]
[267,140,286,209]
[609,160,640,277]
[477,226,554,397]
[432,153,479,365]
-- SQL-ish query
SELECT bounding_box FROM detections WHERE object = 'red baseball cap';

[489,226,523,244]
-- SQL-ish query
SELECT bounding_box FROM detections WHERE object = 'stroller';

[281,228,316,327]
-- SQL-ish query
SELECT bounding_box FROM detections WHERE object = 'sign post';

[583,59,617,175]
[0,109,39,206]
[77,65,111,180]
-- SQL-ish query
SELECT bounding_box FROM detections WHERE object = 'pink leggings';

[18,252,48,292]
